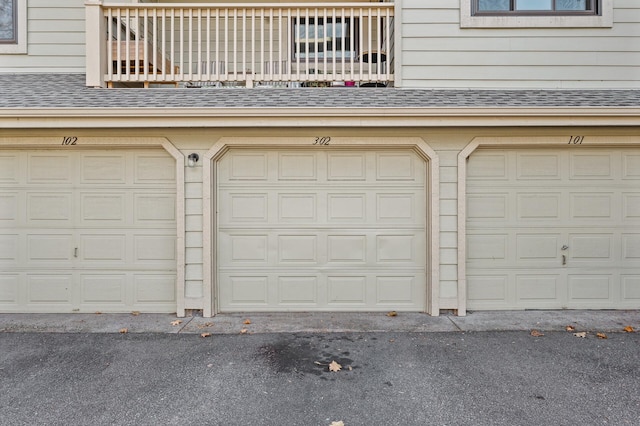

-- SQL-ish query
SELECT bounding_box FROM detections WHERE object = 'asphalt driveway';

[1,330,638,425]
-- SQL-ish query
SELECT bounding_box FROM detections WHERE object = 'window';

[461,0,612,27]
[0,0,26,54]
[474,0,598,14]
[0,0,17,44]
[293,17,357,61]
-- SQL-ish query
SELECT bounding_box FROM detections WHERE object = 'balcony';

[86,2,395,89]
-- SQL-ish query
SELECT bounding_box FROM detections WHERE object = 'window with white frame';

[474,0,599,14]
[461,0,611,27]
[0,0,26,53]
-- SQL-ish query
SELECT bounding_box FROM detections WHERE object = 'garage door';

[217,148,427,311]
[466,147,640,310]
[0,149,177,313]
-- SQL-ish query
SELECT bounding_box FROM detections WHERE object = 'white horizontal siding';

[400,0,640,88]
[0,0,86,73]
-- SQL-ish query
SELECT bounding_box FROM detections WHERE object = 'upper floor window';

[461,0,611,27]
[474,0,599,14]
[0,0,17,44]
[0,0,26,53]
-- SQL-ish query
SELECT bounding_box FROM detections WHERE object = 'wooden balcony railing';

[86,2,395,88]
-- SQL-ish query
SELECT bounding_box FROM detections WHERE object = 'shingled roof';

[2,73,640,109]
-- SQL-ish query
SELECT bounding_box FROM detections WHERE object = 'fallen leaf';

[330,422,345,426]
[240,328,248,334]
[207,363,213,368]
[565,325,576,332]
[95,311,102,315]
[573,332,587,338]
[170,319,182,326]
[314,361,324,366]
[119,328,128,334]
[131,311,140,316]
[623,325,634,333]
[243,319,252,325]
[596,332,608,339]
[328,360,342,372]
[530,330,544,337]
[200,332,211,338]
[348,366,353,371]
[386,311,397,317]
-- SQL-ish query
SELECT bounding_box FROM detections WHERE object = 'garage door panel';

[279,193,317,221]
[0,234,18,261]
[467,194,508,219]
[0,155,19,182]
[569,234,613,261]
[570,153,613,179]
[80,193,126,223]
[516,153,562,180]
[516,233,560,261]
[80,234,127,262]
[28,274,73,304]
[134,274,176,304]
[218,149,427,312]
[134,235,176,262]
[0,193,18,224]
[516,275,560,301]
[328,153,366,180]
[623,154,640,178]
[622,234,640,260]
[622,276,640,300]
[279,153,318,180]
[328,193,366,221]
[28,234,73,261]
[80,274,126,304]
[517,193,561,220]
[623,194,640,220]
[28,154,72,183]
[27,192,73,223]
[278,276,318,305]
[135,194,176,222]
[0,275,18,303]
[135,155,176,183]
[467,147,640,310]
[80,154,127,184]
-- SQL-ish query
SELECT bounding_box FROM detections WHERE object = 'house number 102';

[61,137,78,146]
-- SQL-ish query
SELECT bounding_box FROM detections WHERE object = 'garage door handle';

[74,247,78,258]
[562,254,566,266]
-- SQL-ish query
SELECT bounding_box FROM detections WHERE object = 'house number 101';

[568,136,584,145]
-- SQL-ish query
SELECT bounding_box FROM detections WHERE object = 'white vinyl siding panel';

[0,0,86,72]
[400,0,640,88]
[466,147,640,310]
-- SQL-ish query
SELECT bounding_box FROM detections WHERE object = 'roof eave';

[1,107,640,128]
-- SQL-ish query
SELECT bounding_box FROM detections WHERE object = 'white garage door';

[0,149,177,313]
[466,147,640,310]
[217,148,427,311]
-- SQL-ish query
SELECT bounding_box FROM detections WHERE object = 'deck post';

[85,0,106,88]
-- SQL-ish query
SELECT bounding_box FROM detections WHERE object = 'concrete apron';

[0,310,638,335]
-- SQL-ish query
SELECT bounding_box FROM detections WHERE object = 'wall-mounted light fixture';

[187,153,199,167]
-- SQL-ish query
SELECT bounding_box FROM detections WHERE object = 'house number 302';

[568,136,585,145]
[61,137,78,146]
[313,136,331,145]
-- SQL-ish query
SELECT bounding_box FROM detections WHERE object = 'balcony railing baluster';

[92,2,394,88]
